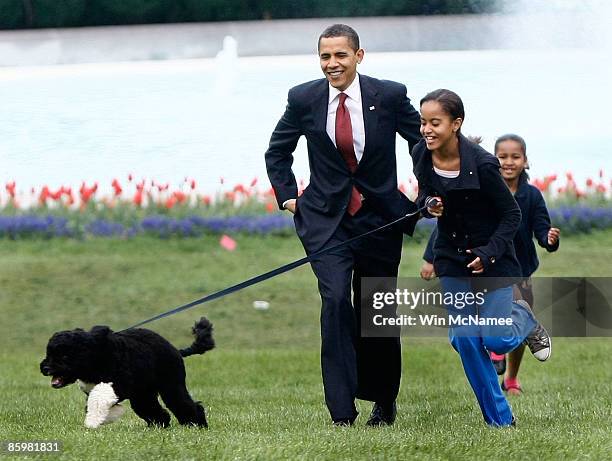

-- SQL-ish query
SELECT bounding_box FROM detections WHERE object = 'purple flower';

[0,215,73,239]
[1,206,609,240]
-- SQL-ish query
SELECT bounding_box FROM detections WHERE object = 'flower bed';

[1,174,610,240]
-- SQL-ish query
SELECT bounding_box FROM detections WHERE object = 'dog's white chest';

[84,382,124,429]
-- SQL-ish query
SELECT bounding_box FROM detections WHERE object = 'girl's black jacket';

[424,178,560,277]
[413,134,522,279]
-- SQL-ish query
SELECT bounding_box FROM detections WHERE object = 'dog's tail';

[179,317,215,357]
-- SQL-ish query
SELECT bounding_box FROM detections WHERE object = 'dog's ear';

[90,326,112,343]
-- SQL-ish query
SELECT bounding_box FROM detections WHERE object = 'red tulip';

[165,196,177,209]
[79,182,97,205]
[49,188,62,201]
[39,186,50,205]
[533,178,545,192]
[250,178,258,188]
[5,181,16,197]
[111,179,122,196]
[173,191,187,203]
[133,190,143,206]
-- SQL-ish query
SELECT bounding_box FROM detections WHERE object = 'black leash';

[119,199,438,332]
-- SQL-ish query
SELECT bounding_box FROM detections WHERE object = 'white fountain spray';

[499,0,611,50]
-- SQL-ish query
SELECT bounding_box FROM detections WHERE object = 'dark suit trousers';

[306,204,403,421]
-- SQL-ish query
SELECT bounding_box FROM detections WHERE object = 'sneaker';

[490,352,506,375]
[516,299,552,361]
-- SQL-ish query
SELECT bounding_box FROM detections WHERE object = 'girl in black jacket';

[413,89,551,427]
[421,134,561,395]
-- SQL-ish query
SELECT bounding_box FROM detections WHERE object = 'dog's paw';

[105,403,125,424]
[84,382,119,429]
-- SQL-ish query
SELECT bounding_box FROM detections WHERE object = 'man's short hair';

[318,24,360,52]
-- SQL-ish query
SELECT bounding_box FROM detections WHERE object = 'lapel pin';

[369,106,375,111]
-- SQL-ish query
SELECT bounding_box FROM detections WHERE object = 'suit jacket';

[265,74,421,251]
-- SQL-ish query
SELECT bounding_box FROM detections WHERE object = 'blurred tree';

[82,0,162,25]
[30,0,86,28]
[0,1,25,29]
[22,0,33,26]
[0,0,502,29]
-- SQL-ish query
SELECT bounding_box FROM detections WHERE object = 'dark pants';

[306,205,403,422]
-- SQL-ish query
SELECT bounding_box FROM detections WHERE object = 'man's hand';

[548,227,560,246]
[466,249,484,274]
[284,199,297,214]
[420,261,436,280]
[427,197,444,217]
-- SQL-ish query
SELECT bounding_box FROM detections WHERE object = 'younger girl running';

[493,134,560,394]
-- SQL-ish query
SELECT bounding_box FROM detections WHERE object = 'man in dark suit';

[265,24,421,426]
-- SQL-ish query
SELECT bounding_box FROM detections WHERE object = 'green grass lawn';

[1,231,611,460]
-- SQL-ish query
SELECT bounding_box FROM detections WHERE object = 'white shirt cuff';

[282,199,295,209]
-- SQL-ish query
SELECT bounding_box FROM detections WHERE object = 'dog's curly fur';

[40,317,214,428]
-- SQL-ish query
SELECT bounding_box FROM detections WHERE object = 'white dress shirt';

[327,73,366,162]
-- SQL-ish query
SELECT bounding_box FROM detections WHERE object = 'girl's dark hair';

[420,89,465,133]
[494,133,530,183]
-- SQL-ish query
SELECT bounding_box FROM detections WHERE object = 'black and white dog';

[40,317,214,429]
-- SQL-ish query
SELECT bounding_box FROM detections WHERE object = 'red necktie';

[335,93,362,216]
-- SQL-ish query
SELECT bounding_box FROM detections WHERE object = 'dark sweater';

[424,178,560,277]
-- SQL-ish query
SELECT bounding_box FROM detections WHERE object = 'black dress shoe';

[332,413,357,427]
[332,418,354,427]
[366,402,397,426]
